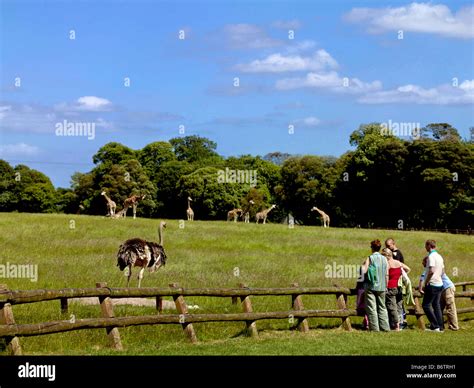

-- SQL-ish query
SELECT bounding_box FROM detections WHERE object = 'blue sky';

[1,0,473,187]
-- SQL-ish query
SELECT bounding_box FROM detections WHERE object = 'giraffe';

[123,194,146,219]
[76,204,85,215]
[256,204,276,224]
[186,197,194,221]
[101,191,116,217]
[311,206,330,228]
[111,208,126,219]
[243,200,255,223]
[227,208,243,222]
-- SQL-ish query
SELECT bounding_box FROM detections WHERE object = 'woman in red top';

[382,248,411,331]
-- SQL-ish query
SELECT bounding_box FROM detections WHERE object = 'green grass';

[0,213,473,355]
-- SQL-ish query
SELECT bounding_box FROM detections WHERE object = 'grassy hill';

[0,213,473,355]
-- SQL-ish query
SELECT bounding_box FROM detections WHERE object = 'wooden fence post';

[291,283,309,333]
[60,297,68,314]
[414,296,426,330]
[336,292,352,331]
[0,284,22,355]
[169,283,198,343]
[461,282,472,306]
[156,297,163,313]
[96,282,122,350]
[239,283,258,338]
[231,296,238,305]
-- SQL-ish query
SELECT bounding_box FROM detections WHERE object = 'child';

[356,265,369,330]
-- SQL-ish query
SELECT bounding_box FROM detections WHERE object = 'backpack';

[367,256,378,285]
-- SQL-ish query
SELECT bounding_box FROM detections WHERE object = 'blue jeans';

[422,285,444,330]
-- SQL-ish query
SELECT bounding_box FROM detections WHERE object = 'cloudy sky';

[1,0,473,187]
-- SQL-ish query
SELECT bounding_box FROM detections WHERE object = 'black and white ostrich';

[116,221,167,287]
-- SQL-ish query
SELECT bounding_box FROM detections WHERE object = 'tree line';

[1,123,472,229]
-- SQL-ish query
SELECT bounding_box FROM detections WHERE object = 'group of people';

[356,238,459,332]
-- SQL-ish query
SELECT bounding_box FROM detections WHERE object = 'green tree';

[334,123,408,227]
[72,142,157,216]
[263,152,293,166]
[178,167,248,219]
[138,141,176,181]
[275,155,335,224]
[421,123,461,142]
[169,135,222,164]
[154,160,194,218]
[11,164,57,213]
[92,142,136,167]
[0,160,17,212]
[93,159,156,216]
[405,134,473,228]
[225,155,281,197]
[334,122,473,229]
[70,172,95,212]
[56,188,78,213]
[241,186,272,220]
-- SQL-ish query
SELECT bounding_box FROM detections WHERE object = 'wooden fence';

[350,226,472,235]
[1,281,473,355]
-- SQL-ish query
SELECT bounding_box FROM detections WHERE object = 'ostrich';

[116,221,167,288]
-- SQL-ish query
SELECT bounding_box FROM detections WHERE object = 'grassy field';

[0,213,473,355]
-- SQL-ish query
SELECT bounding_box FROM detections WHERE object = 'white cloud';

[274,101,306,110]
[55,96,113,112]
[76,96,112,111]
[293,116,321,127]
[285,40,317,54]
[276,72,473,104]
[459,79,474,91]
[358,79,474,104]
[344,2,474,39]
[271,19,302,29]
[0,104,57,133]
[223,24,282,49]
[0,105,12,119]
[235,49,338,73]
[0,102,184,135]
[234,46,381,96]
[0,102,95,134]
[0,143,40,158]
[276,71,383,94]
[95,117,115,130]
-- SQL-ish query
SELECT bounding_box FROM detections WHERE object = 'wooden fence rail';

[0,286,354,305]
[1,280,473,355]
[1,283,473,306]
[0,309,358,338]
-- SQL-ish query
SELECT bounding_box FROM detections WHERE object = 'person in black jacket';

[385,238,406,328]
[385,238,404,263]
